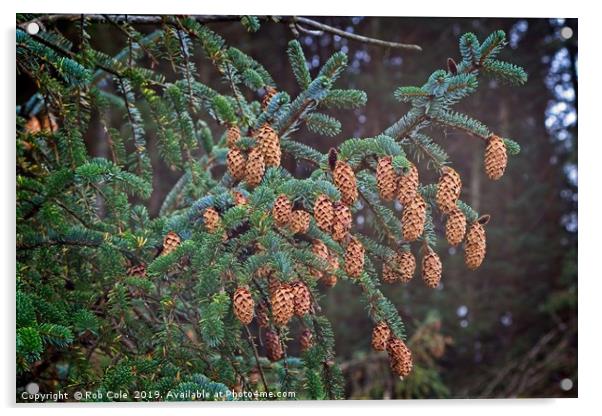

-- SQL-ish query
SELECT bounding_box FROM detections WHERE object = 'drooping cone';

[397,163,419,205]
[226,125,241,148]
[402,194,426,241]
[227,147,246,181]
[203,208,221,233]
[232,287,254,325]
[464,221,486,270]
[333,161,358,206]
[320,274,338,288]
[256,123,281,167]
[271,284,295,326]
[436,166,462,214]
[445,207,467,246]
[272,194,292,228]
[245,147,265,187]
[256,301,270,328]
[398,251,416,284]
[262,86,277,110]
[299,329,313,352]
[344,237,365,278]
[371,321,391,352]
[382,260,399,284]
[256,265,273,279]
[313,194,334,233]
[377,156,398,201]
[127,263,147,277]
[485,135,508,180]
[387,337,413,378]
[162,231,181,256]
[233,191,248,206]
[290,210,311,234]
[332,202,352,242]
[291,281,311,316]
[268,276,281,297]
[265,330,283,361]
[311,239,330,278]
[422,247,442,289]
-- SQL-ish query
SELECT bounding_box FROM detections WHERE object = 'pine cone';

[203,208,221,233]
[226,125,241,148]
[387,337,413,378]
[232,287,254,325]
[445,207,467,246]
[271,284,295,326]
[398,251,416,283]
[256,123,281,167]
[377,156,397,201]
[311,239,330,278]
[291,281,311,317]
[265,330,283,361]
[162,231,181,256]
[299,329,313,352]
[436,166,462,214]
[332,202,352,242]
[371,321,391,352]
[313,194,334,233]
[328,252,339,273]
[333,160,358,206]
[402,194,426,241]
[256,301,270,328]
[382,261,399,284]
[422,247,442,288]
[232,191,248,206]
[464,221,486,270]
[256,265,273,279]
[245,147,265,187]
[268,276,281,297]
[262,86,277,110]
[272,194,292,228]
[485,135,507,180]
[320,274,337,288]
[344,237,365,278]
[127,263,147,277]
[290,210,311,234]
[397,163,419,205]
[227,147,246,181]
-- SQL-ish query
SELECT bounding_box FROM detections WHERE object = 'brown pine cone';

[397,163,419,205]
[226,125,241,148]
[344,237,365,278]
[291,281,311,316]
[371,321,391,352]
[402,194,426,241]
[232,191,248,206]
[127,263,147,277]
[256,265,273,279]
[162,231,181,256]
[203,207,221,233]
[272,194,292,228]
[256,123,281,167]
[377,156,398,201]
[436,166,462,214]
[262,86,277,110]
[387,337,413,378]
[382,260,399,284]
[332,202,352,242]
[313,194,334,233]
[333,160,358,206]
[245,147,265,187]
[311,239,330,278]
[422,247,442,288]
[299,329,313,352]
[485,135,508,180]
[265,329,283,361]
[256,301,270,328]
[271,284,295,326]
[289,210,311,234]
[328,252,339,273]
[232,287,254,325]
[268,276,281,297]
[227,147,246,181]
[398,250,416,283]
[464,221,486,270]
[320,274,338,288]
[445,207,467,246]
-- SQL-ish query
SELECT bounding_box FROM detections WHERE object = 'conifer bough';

[16,14,526,400]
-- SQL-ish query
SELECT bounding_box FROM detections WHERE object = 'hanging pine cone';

[397,163,419,205]
[332,202,352,242]
[311,239,330,278]
[290,210,311,234]
[256,123,281,167]
[320,274,337,288]
[203,207,221,233]
[268,276,281,297]
[271,284,295,326]
[256,265,273,279]
[245,147,265,187]
[398,250,416,283]
[272,194,292,228]
[265,330,283,361]
[262,86,277,110]
[127,263,147,277]
[313,194,334,233]
[232,287,254,325]
[377,156,398,201]
[162,231,181,256]
[382,260,399,284]
[232,191,248,206]
[422,247,442,288]
[291,281,311,317]
[226,125,241,148]
[445,207,467,246]
[227,147,246,181]
[436,166,462,214]
[465,221,486,270]
[299,329,313,352]
[333,160,358,206]
[387,337,413,378]
[485,134,508,180]
[256,301,270,328]
[371,321,391,352]
[402,194,426,241]
[328,251,339,273]
[344,237,365,278]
